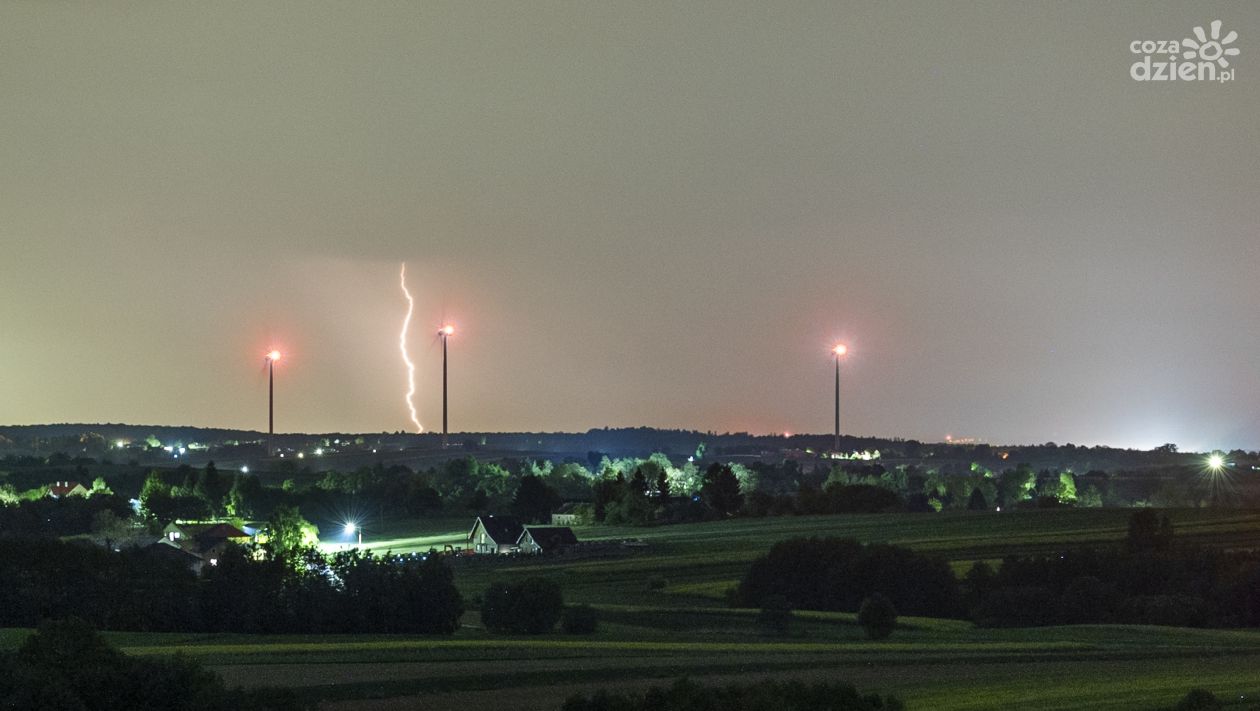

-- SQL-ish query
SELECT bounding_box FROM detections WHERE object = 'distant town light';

[240,466,249,474]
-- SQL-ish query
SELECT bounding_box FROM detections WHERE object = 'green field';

[17,508,1260,710]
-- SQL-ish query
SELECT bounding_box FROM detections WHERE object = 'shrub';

[973,586,1056,627]
[857,594,897,640]
[756,594,793,635]
[561,605,599,634]
[0,619,303,711]
[734,537,962,617]
[481,578,565,634]
[1175,689,1221,711]
[563,678,902,711]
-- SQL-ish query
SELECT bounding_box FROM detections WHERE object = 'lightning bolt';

[399,263,423,433]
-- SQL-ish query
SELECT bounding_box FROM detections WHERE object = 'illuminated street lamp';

[265,350,282,457]
[439,324,455,448]
[344,521,362,547]
[1207,453,1226,471]
[832,344,848,454]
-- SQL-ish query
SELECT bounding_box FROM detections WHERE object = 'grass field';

[18,508,1260,709]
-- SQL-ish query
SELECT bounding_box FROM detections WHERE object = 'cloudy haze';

[2,2,1258,450]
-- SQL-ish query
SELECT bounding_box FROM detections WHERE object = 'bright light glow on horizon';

[399,263,423,433]
[1208,453,1225,471]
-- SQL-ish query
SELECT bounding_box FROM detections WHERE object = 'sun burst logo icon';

[1183,20,1240,68]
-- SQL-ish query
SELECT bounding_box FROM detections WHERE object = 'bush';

[857,594,897,640]
[561,605,599,634]
[481,578,565,634]
[1174,689,1221,711]
[757,594,793,635]
[973,586,1057,627]
[562,678,903,711]
[0,619,303,711]
[734,537,962,618]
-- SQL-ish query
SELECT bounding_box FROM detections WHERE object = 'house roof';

[146,540,205,565]
[196,523,250,540]
[469,515,525,544]
[48,481,85,497]
[167,522,250,540]
[519,526,578,550]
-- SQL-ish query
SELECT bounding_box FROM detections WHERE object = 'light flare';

[399,263,423,433]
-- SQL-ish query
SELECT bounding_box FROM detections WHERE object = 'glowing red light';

[833,344,847,357]
[267,350,282,362]
[440,325,455,336]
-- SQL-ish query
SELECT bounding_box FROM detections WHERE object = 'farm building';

[550,502,583,526]
[469,515,526,554]
[47,481,88,498]
[517,526,578,554]
[163,522,252,565]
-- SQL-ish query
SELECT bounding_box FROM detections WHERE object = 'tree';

[88,477,112,497]
[857,593,897,639]
[655,469,670,500]
[701,463,742,517]
[562,605,599,634]
[90,510,137,550]
[138,470,176,522]
[1056,472,1078,504]
[0,619,304,710]
[629,468,648,496]
[966,487,988,511]
[263,505,319,561]
[1126,509,1173,553]
[511,475,561,524]
[1174,689,1221,711]
[757,594,793,635]
[225,473,264,519]
[481,578,564,634]
[194,461,228,514]
[466,488,490,513]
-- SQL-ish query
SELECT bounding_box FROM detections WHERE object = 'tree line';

[734,511,1260,629]
[0,537,463,635]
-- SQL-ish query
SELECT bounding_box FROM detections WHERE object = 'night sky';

[2,2,1258,450]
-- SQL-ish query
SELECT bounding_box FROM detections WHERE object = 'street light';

[265,350,282,457]
[439,324,455,448]
[832,344,847,454]
[1207,453,1226,471]
[344,521,362,547]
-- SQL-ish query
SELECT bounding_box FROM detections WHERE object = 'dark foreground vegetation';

[0,619,303,710]
[735,510,1260,629]
[0,538,462,634]
[562,678,903,711]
